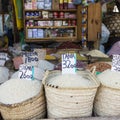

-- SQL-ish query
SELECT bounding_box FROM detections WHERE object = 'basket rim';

[100,83,120,91]
[43,70,100,90]
[0,85,44,108]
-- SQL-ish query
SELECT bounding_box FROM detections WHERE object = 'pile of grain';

[97,69,120,88]
[87,49,109,58]
[47,74,95,88]
[86,62,111,72]
[0,79,41,104]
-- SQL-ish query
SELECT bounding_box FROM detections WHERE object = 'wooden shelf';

[24,9,77,12]
[25,37,77,42]
[26,26,77,29]
[25,17,77,20]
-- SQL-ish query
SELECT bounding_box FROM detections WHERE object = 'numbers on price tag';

[111,55,120,72]
[22,51,38,65]
[62,53,76,74]
[18,65,34,80]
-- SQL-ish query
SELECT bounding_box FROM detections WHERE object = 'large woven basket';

[0,85,46,120]
[43,70,100,119]
[94,84,120,116]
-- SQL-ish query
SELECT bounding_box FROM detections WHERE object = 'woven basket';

[94,84,120,116]
[43,70,100,119]
[103,13,120,37]
[0,85,46,120]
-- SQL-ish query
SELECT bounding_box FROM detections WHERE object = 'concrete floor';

[39,117,120,120]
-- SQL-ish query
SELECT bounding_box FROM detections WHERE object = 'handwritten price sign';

[22,51,39,66]
[62,53,76,74]
[18,65,34,80]
[111,55,120,72]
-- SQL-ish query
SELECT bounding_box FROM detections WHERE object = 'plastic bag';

[100,23,110,44]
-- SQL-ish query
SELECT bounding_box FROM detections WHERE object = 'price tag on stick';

[111,54,120,72]
[62,53,76,74]
[18,64,34,80]
[22,51,39,66]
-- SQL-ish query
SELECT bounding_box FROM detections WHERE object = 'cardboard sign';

[34,49,46,60]
[111,55,120,72]
[22,51,39,66]
[62,53,76,74]
[18,64,34,80]
[0,53,7,66]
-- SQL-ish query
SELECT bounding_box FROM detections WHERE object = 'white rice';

[97,69,120,89]
[47,74,95,88]
[0,79,41,104]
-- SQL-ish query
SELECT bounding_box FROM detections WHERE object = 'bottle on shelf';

[59,0,64,9]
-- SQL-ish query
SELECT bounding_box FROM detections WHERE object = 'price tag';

[111,54,120,72]
[0,53,7,66]
[34,49,46,60]
[62,53,76,74]
[22,51,39,66]
[18,64,34,80]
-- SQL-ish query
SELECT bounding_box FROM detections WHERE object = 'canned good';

[59,12,64,18]
[53,12,59,18]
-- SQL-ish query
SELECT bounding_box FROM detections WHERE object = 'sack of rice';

[0,67,9,84]
[43,70,100,119]
[94,69,120,116]
[38,60,55,71]
[0,79,46,119]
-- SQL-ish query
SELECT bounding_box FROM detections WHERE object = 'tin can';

[59,12,64,18]
[53,12,59,18]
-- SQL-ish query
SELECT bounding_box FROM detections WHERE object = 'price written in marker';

[22,52,39,66]
[18,65,34,80]
[111,54,120,72]
[62,53,76,74]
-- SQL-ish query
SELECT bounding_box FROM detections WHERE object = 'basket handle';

[42,70,49,85]
[89,66,96,76]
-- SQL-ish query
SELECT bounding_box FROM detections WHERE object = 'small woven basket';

[94,84,120,116]
[43,70,100,119]
[0,85,46,120]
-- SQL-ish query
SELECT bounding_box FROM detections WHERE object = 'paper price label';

[22,51,38,65]
[0,53,7,66]
[62,53,76,74]
[18,65,34,80]
[111,54,120,72]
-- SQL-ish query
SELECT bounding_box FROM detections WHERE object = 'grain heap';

[0,79,41,104]
[47,74,95,88]
[94,69,120,116]
[87,49,109,58]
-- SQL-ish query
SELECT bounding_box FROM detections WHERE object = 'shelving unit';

[23,0,101,49]
[23,0,78,42]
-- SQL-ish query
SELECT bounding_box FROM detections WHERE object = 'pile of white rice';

[97,69,120,88]
[47,74,95,88]
[0,79,41,104]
